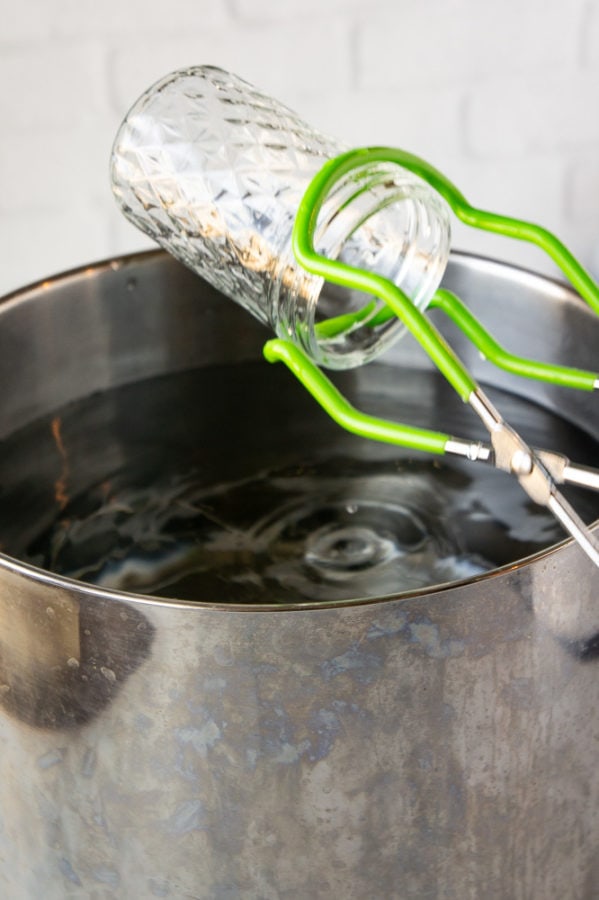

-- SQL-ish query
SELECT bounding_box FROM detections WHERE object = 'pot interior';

[0,251,598,603]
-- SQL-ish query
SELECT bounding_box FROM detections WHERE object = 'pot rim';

[0,248,590,612]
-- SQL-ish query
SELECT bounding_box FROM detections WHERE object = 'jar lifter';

[263,147,599,568]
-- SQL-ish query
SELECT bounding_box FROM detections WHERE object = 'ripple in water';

[25,458,566,603]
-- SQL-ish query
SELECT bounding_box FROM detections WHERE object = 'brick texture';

[358,0,586,89]
[0,0,230,42]
[583,0,599,68]
[107,22,352,113]
[1,0,598,297]
[0,44,108,132]
[465,74,599,157]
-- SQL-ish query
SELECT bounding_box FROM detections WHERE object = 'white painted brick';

[0,0,60,43]
[435,155,564,227]
[230,0,367,21]
[443,154,569,277]
[449,151,599,280]
[465,73,599,157]
[562,221,599,278]
[2,0,598,302]
[108,204,157,257]
[0,0,230,42]
[358,0,585,90]
[563,156,599,224]
[0,120,118,214]
[289,85,465,161]
[108,22,351,114]
[0,44,108,132]
[588,240,599,282]
[0,205,113,298]
[582,0,599,68]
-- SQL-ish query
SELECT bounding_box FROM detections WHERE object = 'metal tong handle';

[469,390,599,567]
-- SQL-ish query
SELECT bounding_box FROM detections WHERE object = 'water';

[1,362,597,604]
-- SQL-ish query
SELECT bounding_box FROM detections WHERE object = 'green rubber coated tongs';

[264,147,599,569]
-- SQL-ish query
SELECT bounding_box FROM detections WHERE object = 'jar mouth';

[283,165,451,370]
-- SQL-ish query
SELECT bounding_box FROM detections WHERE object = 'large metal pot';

[0,251,598,899]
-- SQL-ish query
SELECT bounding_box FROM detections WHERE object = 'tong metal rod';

[445,439,599,492]
[468,388,599,566]
[547,495,599,567]
[561,462,599,491]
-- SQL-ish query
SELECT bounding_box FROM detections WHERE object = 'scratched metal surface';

[0,251,597,899]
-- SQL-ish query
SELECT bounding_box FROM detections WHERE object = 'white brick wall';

[358,1,585,88]
[1,0,598,296]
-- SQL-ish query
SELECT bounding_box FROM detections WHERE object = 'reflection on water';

[0,362,598,605]
[27,458,562,603]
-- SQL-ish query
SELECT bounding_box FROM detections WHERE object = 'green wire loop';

[314,147,599,316]
[431,289,597,391]
[263,338,450,454]
[263,146,599,454]
[292,150,478,401]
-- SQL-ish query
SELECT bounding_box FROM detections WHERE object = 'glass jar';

[111,65,451,369]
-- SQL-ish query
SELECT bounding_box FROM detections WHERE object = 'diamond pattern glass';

[111,66,450,368]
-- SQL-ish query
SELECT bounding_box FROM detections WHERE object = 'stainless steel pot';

[0,251,598,899]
